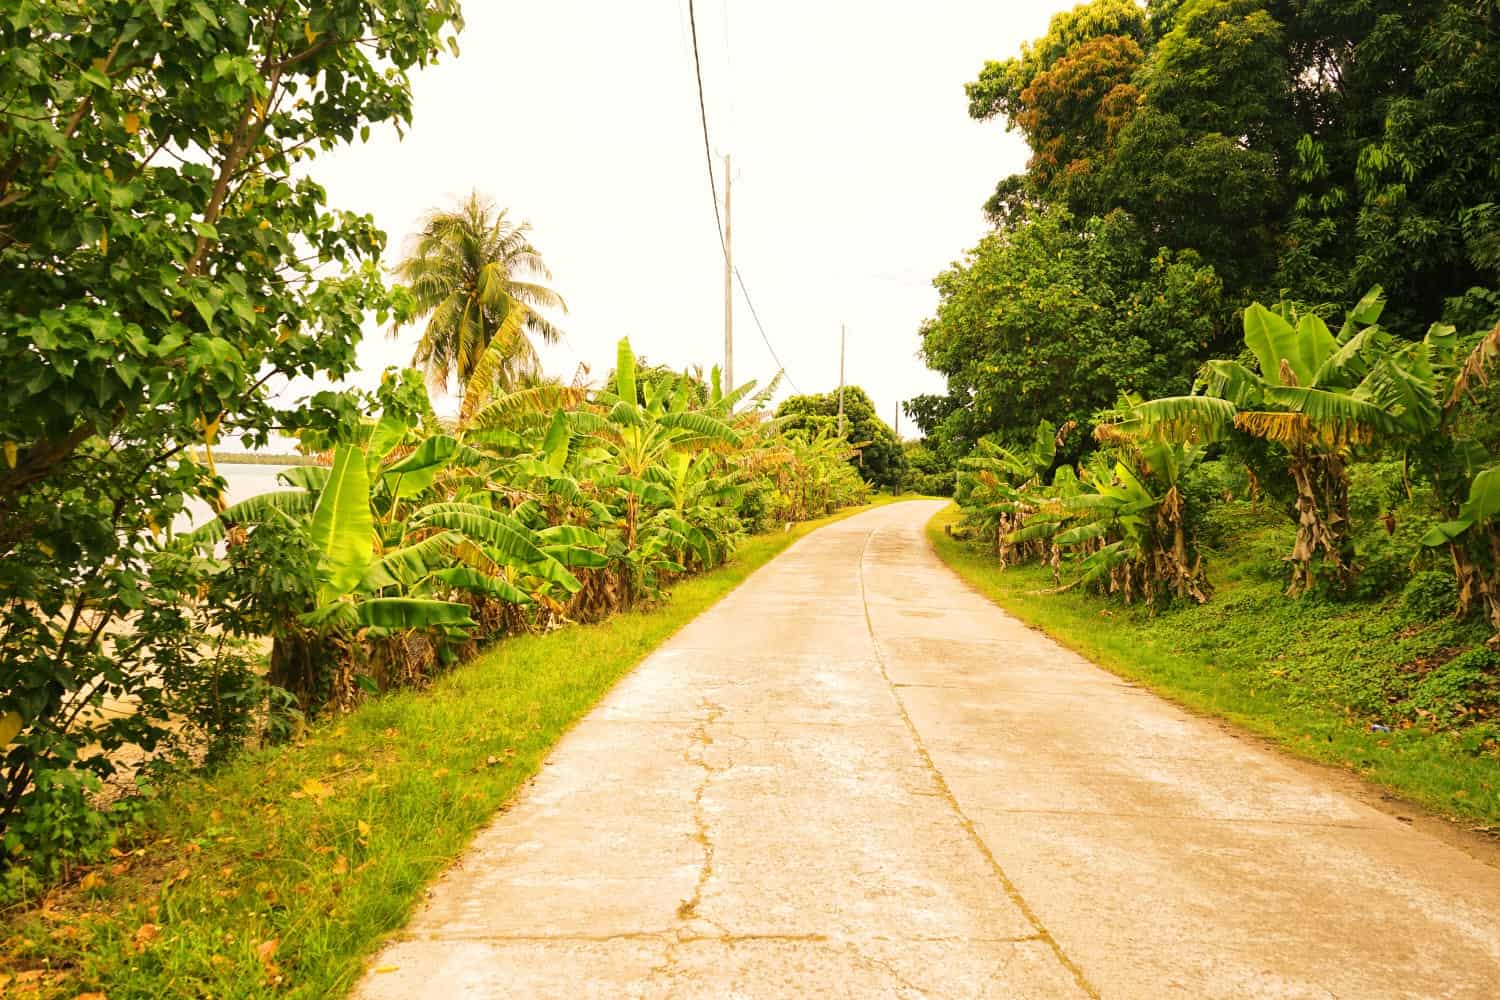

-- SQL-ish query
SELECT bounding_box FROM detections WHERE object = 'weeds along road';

[356,500,1500,998]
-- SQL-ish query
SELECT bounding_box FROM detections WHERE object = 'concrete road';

[356,500,1500,999]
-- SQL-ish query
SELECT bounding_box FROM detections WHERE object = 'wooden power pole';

[837,323,846,437]
[722,153,733,391]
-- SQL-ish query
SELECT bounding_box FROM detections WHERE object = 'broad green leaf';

[278,466,330,492]
[1243,303,1306,385]
[1420,520,1472,547]
[542,409,570,474]
[362,531,458,591]
[366,413,407,469]
[1296,314,1338,382]
[353,598,474,630]
[542,544,610,568]
[615,337,636,407]
[308,445,374,603]
[1458,466,1500,525]
[414,502,547,564]
[189,489,316,544]
[431,566,532,604]
[537,524,606,548]
[384,434,458,499]
[523,554,582,594]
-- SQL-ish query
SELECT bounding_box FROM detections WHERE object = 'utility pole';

[837,323,846,437]
[722,153,733,390]
[894,402,900,441]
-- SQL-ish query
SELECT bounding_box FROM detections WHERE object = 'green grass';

[927,504,1500,829]
[1,499,903,999]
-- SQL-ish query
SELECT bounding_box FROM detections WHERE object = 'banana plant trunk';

[1286,449,1355,596]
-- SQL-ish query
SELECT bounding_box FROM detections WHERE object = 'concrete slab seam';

[858,524,1103,1000]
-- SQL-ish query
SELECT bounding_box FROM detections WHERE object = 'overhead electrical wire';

[686,0,724,250]
[685,0,801,396]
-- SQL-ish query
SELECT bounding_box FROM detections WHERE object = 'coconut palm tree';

[391,191,566,400]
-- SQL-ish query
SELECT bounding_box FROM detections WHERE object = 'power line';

[735,267,801,394]
[686,0,724,250]
[686,0,801,396]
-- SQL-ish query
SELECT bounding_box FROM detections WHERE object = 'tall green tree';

[916,208,1223,457]
[776,387,905,490]
[392,191,566,398]
[0,0,463,849]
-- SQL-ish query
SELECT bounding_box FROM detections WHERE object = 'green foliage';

[391,191,566,399]
[1401,649,1500,727]
[900,441,955,496]
[1402,571,1460,624]
[0,0,463,885]
[917,207,1222,457]
[776,387,905,489]
[949,0,1500,452]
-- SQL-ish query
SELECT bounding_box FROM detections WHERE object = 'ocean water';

[175,464,297,533]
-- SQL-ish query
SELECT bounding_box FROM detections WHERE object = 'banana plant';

[955,419,1064,567]
[579,339,742,599]
[1420,467,1500,630]
[1415,318,1500,628]
[1122,287,1441,594]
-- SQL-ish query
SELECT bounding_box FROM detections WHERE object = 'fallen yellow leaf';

[300,777,333,801]
[133,922,159,952]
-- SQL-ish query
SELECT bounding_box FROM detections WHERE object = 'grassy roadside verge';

[1,498,904,999]
[925,505,1500,829]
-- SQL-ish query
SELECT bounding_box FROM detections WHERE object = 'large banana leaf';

[383,434,459,501]
[537,524,606,548]
[1243,303,1307,384]
[543,544,610,568]
[188,489,316,544]
[1256,385,1401,435]
[615,337,637,407]
[657,410,742,446]
[1459,466,1500,524]
[353,597,474,630]
[413,502,548,564]
[366,413,409,470]
[361,530,459,591]
[278,466,330,492]
[1054,521,1112,546]
[464,384,588,432]
[521,553,582,593]
[1338,284,1385,339]
[431,566,533,604]
[542,409,571,474]
[308,444,375,604]
[1116,396,1236,444]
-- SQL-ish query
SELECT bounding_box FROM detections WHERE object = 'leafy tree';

[900,441,956,497]
[917,207,1223,457]
[0,0,462,857]
[392,191,566,398]
[776,387,905,490]
[964,0,1500,327]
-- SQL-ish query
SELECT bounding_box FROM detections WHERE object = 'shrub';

[1401,570,1461,622]
[1401,649,1500,726]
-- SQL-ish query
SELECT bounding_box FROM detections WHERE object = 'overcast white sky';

[302,0,1065,435]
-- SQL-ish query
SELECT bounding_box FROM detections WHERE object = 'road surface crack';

[857,525,1102,1000]
[648,698,732,985]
